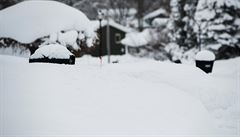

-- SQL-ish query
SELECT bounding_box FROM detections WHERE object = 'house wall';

[90,26,126,57]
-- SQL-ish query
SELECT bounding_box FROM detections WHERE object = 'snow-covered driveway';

[0,55,239,136]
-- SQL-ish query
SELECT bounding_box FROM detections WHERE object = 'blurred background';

[0,0,240,62]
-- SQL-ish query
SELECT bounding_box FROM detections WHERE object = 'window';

[115,33,122,44]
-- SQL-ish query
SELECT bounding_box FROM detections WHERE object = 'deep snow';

[0,55,239,136]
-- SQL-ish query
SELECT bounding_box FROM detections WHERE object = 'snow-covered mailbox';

[29,44,75,65]
[195,50,215,73]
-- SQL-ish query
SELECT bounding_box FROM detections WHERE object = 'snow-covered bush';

[195,0,240,59]
[165,43,200,63]
[165,43,184,61]
[121,29,152,47]
[0,0,96,57]
[0,38,30,57]
[121,28,169,61]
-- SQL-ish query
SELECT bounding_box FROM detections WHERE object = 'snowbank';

[0,1,95,46]
[195,50,216,61]
[30,44,73,59]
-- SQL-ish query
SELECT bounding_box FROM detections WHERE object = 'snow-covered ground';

[0,55,239,136]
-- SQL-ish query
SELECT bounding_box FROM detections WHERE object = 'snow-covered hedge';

[0,0,96,51]
[0,38,30,57]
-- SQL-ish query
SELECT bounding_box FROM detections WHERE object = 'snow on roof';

[195,50,216,61]
[101,8,137,17]
[30,44,73,59]
[121,29,151,47]
[144,8,168,20]
[91,20,132,33]
[129,19,151,28]
[0,0,95,45]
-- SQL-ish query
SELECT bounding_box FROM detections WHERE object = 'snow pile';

[30,44,73,59]
[0,0,96,47]
[195,50,216,61]
[121,29,152,47]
